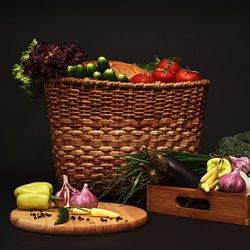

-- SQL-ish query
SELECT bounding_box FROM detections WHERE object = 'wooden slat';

[147,184,249,225]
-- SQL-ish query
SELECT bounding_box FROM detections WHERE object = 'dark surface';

[1,1,250,249]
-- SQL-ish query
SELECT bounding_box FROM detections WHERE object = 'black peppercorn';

[116,216,123,222]
[71,216,76,220]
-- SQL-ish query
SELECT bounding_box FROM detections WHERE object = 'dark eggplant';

[145,149,200,189]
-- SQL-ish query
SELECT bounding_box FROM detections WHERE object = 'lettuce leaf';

[20,38,38,63]
[12,39,41,97]
[12,38,87,98]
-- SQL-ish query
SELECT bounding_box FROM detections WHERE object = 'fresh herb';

[135,56,160,73]
[54,208,69,225]
[98,148,209,204]
[214,131,250,157]
[135,56,182,73]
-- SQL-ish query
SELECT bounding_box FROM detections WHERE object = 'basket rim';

[47,77,210,90]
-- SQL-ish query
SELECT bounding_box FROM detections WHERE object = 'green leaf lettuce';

[12,39,41,98]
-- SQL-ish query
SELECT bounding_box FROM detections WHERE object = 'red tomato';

[152,68,175,83]
[157,59,181,73]
[131,74,155,83]
[175,69,201,82]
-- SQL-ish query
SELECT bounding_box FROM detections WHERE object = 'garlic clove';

[70,183,98,208]
[229,156,250,173]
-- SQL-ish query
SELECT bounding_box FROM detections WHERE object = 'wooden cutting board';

[10,202,147,235]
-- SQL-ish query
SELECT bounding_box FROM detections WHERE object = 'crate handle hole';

[176,196,210,210]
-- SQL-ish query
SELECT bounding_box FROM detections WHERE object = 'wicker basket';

[45,77,210,193]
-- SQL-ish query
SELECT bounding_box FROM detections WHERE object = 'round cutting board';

[10,202,147,235]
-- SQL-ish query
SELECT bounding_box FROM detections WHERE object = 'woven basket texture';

[45,77,210,193]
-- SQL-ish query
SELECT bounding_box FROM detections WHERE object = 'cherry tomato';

[175,69,201,82]
[157,59,181,73]
[152,68,175,83]
[131,74,155,83]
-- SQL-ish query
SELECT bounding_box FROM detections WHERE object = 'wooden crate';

[147,184,250,225]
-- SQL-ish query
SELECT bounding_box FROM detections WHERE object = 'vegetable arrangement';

[12,39,204,98]
[13,175,122,226]
[99,131,250,203]
[12,39,87,97]
[67,56,125,82]
[11,40,250,220]
[133,57,201,83]
[199,155,250,193]
[13,131,250,223]
[99,148,210,203]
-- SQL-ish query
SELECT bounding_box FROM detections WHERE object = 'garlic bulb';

[54,175,79,208]
[70,183,98,208]
[219,169,246,193]
[240,171,250,194]
[229,156,250,173]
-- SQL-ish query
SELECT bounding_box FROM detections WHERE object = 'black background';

[1,1,250,249]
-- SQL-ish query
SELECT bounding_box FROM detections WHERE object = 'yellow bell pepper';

[14,182,56,210]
